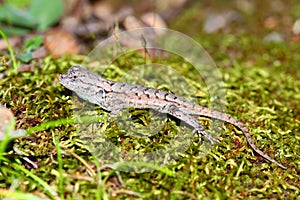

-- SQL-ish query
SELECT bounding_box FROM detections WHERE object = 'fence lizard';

[59,66,287,169]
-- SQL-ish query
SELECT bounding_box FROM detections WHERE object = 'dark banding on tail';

[200,109,287,169]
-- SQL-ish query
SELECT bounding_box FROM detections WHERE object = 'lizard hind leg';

[164,103,220,145]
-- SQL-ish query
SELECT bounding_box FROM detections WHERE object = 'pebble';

[203,11,239,33]
[123,15,144,30]
[203,14,227,33]
[292,19,300,35]
[141,12,167,29]
[264,32,284,43]
[235,0,254,14]
[0,105,25,140]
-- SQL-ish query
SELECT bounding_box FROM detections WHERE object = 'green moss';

[1,4,300,200]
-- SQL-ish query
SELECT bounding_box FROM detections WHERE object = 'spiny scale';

[59,66,287,169]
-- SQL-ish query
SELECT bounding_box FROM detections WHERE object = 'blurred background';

[1,0,300,58]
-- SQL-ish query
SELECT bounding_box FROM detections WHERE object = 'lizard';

[59,65,287,169]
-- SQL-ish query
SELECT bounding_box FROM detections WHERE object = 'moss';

[1,4,300,200]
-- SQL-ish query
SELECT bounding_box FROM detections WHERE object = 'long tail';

[200,109,287,169]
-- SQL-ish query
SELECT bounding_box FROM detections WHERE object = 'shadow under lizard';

[59,66,287,169]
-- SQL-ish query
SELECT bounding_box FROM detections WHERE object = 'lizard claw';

[193,129,220,144]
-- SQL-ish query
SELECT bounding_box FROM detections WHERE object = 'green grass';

[0,29,18,73]
[0,39,299,198]
[1,3,300,199]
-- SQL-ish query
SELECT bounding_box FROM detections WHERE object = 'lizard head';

[59,66,95,89]
[59,66,109,104]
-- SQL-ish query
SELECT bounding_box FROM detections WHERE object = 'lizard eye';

[70,75,77,82]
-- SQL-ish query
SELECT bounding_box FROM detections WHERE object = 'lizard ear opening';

[97,89,105,97]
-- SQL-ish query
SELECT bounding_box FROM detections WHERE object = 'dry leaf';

[44,28,79,57]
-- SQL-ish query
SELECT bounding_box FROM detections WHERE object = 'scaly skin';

[60,66,287,169]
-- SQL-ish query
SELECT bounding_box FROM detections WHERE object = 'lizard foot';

[193,129,220,144]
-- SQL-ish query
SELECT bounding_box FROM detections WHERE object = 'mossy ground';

[1,2,300,200]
